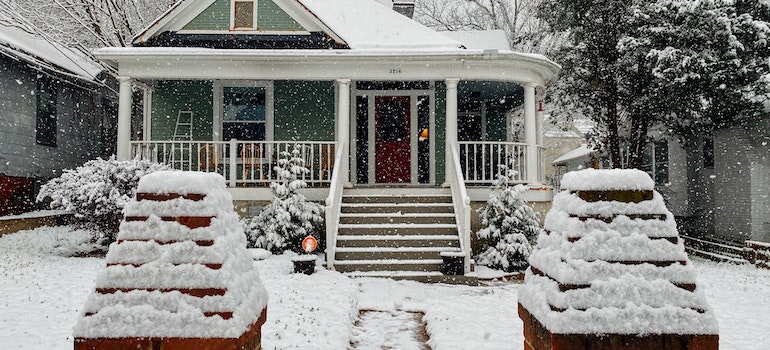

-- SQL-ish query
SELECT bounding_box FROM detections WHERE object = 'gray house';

[0,24,117,216]
[667,122,770,245]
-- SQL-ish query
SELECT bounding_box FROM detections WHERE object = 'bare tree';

[2,0,176,49]
[414,0,564,54]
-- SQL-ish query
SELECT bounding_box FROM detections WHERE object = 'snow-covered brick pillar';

[73,171,268,350]
[519,169,718,350]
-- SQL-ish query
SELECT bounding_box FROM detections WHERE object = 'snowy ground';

[1,226,768,350]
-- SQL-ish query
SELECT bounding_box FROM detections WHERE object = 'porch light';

[419,128,429,141]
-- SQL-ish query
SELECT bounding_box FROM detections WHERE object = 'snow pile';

[559,168,655,191]
[519,169,718,335]
[73,171,268,339]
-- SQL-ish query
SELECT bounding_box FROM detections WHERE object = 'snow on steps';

[333,188,476,284]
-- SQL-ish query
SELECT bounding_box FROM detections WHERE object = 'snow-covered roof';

[133,0,460,50]
[441,30,510,51]
[289,0,461,50]
[552,144,594,165]
[0,24,103,82]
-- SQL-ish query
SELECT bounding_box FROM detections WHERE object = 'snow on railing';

[324,142,346,271]
[458,141,528,184]
[131,140,336,187]
[448,143,472,274]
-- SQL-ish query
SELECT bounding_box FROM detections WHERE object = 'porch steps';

[332,188,476,285]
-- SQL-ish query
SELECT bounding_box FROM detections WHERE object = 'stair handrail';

[324,141,347,271]
[448,143,472,274]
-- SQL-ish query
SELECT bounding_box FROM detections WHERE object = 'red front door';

[375,96,411,183]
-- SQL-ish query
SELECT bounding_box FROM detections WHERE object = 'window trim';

[35,75,58,147]
[213,80,274,141]
[231,0,257,30]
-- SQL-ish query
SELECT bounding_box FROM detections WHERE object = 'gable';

[184,0,304,31]
[132,0,460,50]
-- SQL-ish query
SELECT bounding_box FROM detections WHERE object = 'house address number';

[389,68,402,74]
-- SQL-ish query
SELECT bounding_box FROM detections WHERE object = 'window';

[233,0,255,29]
[223,86,266,141]
[36,76,58,147]
[642,140,669,185]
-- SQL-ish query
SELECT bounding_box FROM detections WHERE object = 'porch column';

[336,79,351,185]
[524,83,540,185]
[117,76,133,161]
[445,78,459,183]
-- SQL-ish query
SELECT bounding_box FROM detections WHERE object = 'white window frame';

[231,0,257,30]
[350,83,436,186]
[213,80,274,142]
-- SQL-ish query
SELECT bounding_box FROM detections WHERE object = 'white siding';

[713,127,757,242]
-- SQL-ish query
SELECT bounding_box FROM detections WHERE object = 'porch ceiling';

[93,48,561,87]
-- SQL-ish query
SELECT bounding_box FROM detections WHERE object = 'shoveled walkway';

[350,310,430,350]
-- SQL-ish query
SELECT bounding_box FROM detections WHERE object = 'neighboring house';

[550,116,770,246]
[667,121,770,245]
[94,0,559,278]
[0,24,117,217]
[544,118,593,191]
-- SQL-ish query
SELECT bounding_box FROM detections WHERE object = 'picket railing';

[324,142,347,270]
[130,140,336,187]
[458,141,528,184]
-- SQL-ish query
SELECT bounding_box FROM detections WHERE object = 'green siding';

[185,0,230,30]
[274,80,335,141]
[151,80,214,141]
[435,81,446,184]
[184,0,304,31]
[258,0,303,30]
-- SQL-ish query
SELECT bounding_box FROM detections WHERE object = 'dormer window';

[233,0,256,29]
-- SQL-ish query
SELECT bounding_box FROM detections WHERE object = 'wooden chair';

[240,144,262,186]
[198,144,219,172]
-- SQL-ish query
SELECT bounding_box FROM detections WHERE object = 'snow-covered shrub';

[37,157,170,246]
[475,165,541,272]
[245,145,324,253]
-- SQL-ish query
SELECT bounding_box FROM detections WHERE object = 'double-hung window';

[222,86,266,141]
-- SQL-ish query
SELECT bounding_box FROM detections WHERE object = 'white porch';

[99,48,559,276]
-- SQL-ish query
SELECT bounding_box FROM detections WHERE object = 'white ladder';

[171,111,194,169]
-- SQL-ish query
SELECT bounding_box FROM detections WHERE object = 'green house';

[95,0,559,278]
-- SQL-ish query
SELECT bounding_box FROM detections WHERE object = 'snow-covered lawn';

[1,226,768,350]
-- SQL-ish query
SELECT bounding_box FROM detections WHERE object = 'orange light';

[302,236,318,253]
[419,128,429,141]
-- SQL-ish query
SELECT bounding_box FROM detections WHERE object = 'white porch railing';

[447,143,472,274]
[458,141,529,184]
[324,142,347,271]
[130,140,336,187]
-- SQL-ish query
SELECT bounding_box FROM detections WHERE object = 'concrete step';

[336,235,460,248]
[335,247,457,260]
[341,203,454,214]
[345,188,451,196]
[338,224,457,236]
[339,213,456,225]
[333,259,443,273]
[343,195,452,204]
[343,270,478,285]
